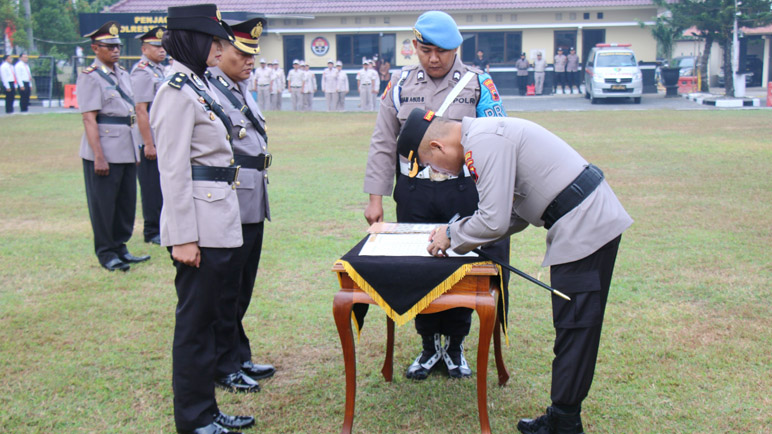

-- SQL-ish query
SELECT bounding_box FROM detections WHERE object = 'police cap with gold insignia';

[84,21,122,45]
[167,4,233,42]
[135,26,166,46]
[412,11,462,50]
[226,17,266,55]
[397,108,438,177]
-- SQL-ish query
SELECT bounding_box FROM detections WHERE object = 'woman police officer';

[150,5,253,433]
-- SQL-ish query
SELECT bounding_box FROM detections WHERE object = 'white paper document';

[359,233,478,257]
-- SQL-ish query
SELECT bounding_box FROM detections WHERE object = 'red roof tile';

[110,0,658,14]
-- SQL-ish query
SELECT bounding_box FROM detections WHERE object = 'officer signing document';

[398,108,633,434]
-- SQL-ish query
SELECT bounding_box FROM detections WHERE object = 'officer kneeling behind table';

[397,108,633,434]
[150,4,255,433]
[78,21,150,272]
[206,16,276,393]
[364,10,510,381]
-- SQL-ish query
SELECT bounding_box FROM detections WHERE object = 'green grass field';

[0,110,770,433]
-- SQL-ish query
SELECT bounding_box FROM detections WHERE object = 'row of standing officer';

[78,5,274,433]
[321,59,351,111]
[249,58,285,111]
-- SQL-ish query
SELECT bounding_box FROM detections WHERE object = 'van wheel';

[590,94,598,104]
[584,90,590,99]
[633,97,642,104]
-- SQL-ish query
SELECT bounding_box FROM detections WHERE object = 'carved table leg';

[492,290,510,386]
[382,317,394,382]
[333,290,356,434]
[475,293,496,434]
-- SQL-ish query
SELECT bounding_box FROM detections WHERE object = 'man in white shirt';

[301,63,316,111]
[356,59,374,111]
[335,60,348,111]
[533,52,547,95]
[286,59,303,111]
[367,60,380,110]
[321,59,337,111]
[1,54,17,113]
[254,58,272,110]
[270,60,284,111]
[14,54,32,112]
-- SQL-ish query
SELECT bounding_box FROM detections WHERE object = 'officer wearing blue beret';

[363,10,510,381]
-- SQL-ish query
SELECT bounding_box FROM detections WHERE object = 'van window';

[596,52,637,67]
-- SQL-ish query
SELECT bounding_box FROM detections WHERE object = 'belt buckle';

[130,114,136,126]
[232,165,241,187]
[263,153,272,170]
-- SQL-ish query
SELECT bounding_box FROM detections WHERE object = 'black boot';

[517,406,584,434]
[405,333,442,380]
[442,335,472,378]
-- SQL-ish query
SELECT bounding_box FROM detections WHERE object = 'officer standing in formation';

[367,60,380,110]
[363,10,509,380]
[270,59,284,111]
[14,53,32,112]
[130,26,167,245]
[554,48,567,94]
[301,62,316,111]
[1,54,16,113]
[533,51,547,95]
[150,4,256,433]
[566,47,580,94]
[254,58,272,109]
[334,60,349,111]
[77,21,150,272]
[206,15,276,394]
[286,60,304,111]
[356,59,374,111]
[399,108,633,434]
[322,59,338,111]
[515,52,530,95]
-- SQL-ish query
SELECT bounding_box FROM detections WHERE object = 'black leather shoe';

[241,361,275,380]
[102,258,130,272]
[213,411,255,429]
[405,334,442,380]
[146,235,161,245]
[119,253,151,263]
[518,406,584,434]
[178,421,239,434]
[215,370,260,393]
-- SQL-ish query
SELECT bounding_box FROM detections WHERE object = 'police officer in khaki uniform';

[150,4,254,433]
[566,47,580,94]
[206,15,276,393]
[367,60,380,110]
[254,58,272,109]
[270,59,284,111]
[78,21,150,272]
[322,59,338,111]
[400,109,633,434]
[554,48,568,94]
[356,59,374,111]
[334,60,348,111]
[130,26,167,245]
[286,59,303,110]
[363,10,509,380]
[301,62,316,111]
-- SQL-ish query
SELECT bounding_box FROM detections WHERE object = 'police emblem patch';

[109,24,119,36]
[453,71,461,81]
[482,78,500,102]
[417,71,425,81]
[464,151,478,182]
[156,29,164,39]
[251,23,263,39]
[381,81,392,100]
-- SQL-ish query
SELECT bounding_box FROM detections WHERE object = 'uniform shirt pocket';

[192,184,229,203]
[550,270,603,329]
[235,169,255,191]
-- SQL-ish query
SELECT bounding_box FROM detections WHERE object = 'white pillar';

[762,35,770,90]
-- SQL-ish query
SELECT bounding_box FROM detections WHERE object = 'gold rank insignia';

[156,29,164,39]
[218,76,229,88]
[109,24,119,36]
[210,112,216,121]
[251,23,263,39]
[198,96,206,104]
[413,28,423,42]
[238,127,246,139]
[101,65,109,74]
[190,73,205,90]
[216,9,222,20]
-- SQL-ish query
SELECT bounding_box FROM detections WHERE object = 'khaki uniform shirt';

[356,68,373,85]
[515,58,530,76]
[335,69,349,92]
[364,56,487,197]
[534,58,547,73]
[130,55,165,144]
[150,62,242,248]
[271,68,285,94]
[77,58,139,164]
[255,66,273,86]
[302,70,317,94]
[449,117,633,266]
[287,68,304,89]
[567,54,580,72]
[367,68,380,91]
[208,66,271,224]
[322,67,337,92]
[554,54,567,72]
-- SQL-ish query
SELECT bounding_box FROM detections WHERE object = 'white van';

[584,43,643,104]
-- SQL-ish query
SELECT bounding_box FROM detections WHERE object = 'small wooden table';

[332,262,510,434]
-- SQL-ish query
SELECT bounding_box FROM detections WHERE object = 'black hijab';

[162,28,213,79]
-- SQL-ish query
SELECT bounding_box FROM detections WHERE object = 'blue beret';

[413,11,462,50]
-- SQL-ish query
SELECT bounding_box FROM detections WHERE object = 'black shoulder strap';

[181,74,235,150]
[206,71,268,144]
[94,66,135,107]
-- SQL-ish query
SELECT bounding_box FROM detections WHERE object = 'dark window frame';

[461,31,523,65]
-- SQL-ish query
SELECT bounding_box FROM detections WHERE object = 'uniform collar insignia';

[453,70,461,81]
[190,73,205,90]
[217,75,231,88]
[416,70,425,81]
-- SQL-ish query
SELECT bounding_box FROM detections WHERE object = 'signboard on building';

[78,12,252,36]
[311,37,330,56]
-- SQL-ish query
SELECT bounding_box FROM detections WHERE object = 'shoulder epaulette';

[83,65,96,74]
[137,61,148,69]
[465,63,484,75]
[168,72,188,90]
[118,64,126,70]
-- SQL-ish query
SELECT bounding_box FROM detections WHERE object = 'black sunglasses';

[97,44,122,51]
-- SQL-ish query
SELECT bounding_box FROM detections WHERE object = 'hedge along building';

[97,0,661,94]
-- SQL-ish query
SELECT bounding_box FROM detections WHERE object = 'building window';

[384,17,390,24]
[341,17,347,24]
[466,15,473,23]
[569,12,577,20]
[511,14,518,21]
[554,30,577,55]
[296,19,303,25]
[461,31,523,65]
[337,33,396,66]
[355,17,361,24]
[556,13,563,21]
[583,13,590,20]
[597,12,604,19]
[369,17,376,24]
[284,19,292,25]
[481,15,488,23]
[495,14,503,22]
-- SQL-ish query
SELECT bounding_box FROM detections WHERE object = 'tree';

[31,0,81,55]
[640,12,685,65]
[657,0,772,95]
[1,0,29,53]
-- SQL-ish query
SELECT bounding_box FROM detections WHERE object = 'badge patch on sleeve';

[464,151,478,182]
[381,81,392,100]
[482,78,500,102]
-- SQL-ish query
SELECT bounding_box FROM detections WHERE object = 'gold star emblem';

[251,23,263,39]
[413,28,423,42]
[109,24,119,36]
[155,29,164,39]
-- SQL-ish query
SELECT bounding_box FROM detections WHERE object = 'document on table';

[367,222,438,234]
[359,233,478,257]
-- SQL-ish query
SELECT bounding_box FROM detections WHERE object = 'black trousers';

[4,83,14,113]
[394,173,510,337]
[173,247,240,431]
[555,71,566,91]
[517,75,528,95]
[18,81,30,112]
[137,146,163,241]
[549,235,621,407]
[568,71,580,90]
[215,222,265,374]
[82,159,136,266]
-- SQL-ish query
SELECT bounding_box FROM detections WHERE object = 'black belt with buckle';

[233,153,272,170]
[191,165,240,184]
[541,164,604,229]
[96,114,136,126]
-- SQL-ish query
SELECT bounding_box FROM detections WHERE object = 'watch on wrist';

[445,225,451,240]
